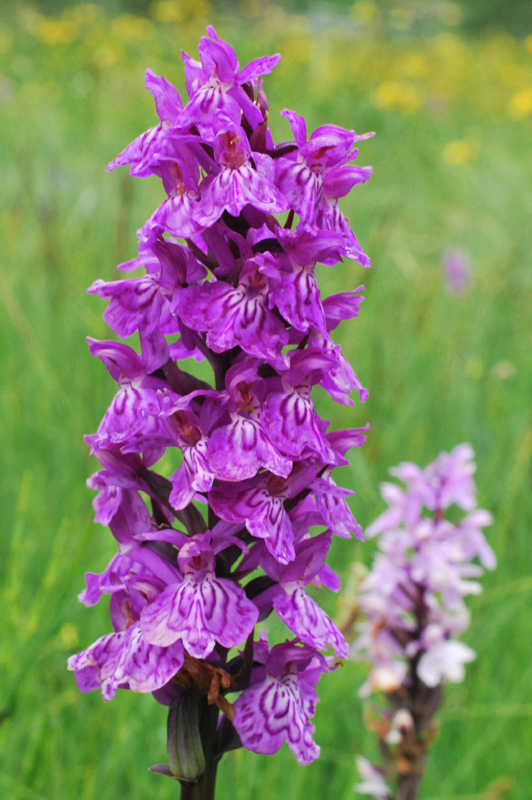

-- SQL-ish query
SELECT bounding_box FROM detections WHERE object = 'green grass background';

[0,3,531,798]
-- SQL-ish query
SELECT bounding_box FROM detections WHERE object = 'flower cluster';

[68,26,372,776]
[351,444,495,798]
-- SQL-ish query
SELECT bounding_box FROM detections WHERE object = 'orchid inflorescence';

[68,25,372,790]
[351,445,495,800]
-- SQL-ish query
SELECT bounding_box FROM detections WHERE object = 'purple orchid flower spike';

[72,27,373,796]
[351,446,495,800]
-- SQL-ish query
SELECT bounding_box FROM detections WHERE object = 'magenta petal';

[88,383,170,454]
[67,624,184,701]
[275,156,320,225]
[144,68,182,123]
[280,109,307,148]
[107,125,162,176]
[207,417,292,481]
[324,163,372,199]
[263,386,332,461]
[88,276,172,339]
[273,262,325,333]
[198,165,288,227]
[210,482,295,565]
[274,588,348,657]
[233,673,320,764]
[141,193,204,241]
[168,441,215,509]
[237,53,281,83]
[140,577,258,657]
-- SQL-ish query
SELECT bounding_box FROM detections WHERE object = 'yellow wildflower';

[373,81,422,112]
[401,53,429,79]
[150,0,211,24]
[110,14,154,42]
[442,139,478,165]
[35,17,78,46]
[508,88,532,119]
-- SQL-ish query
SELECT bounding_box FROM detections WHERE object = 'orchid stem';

[179,701,219,800]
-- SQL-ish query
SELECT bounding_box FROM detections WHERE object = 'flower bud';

[151,692,206,782]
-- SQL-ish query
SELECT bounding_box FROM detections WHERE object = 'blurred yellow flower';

[150,0,211,24]
[91,44,120,70]
[373,81,422,112]
[508,87,532,119]
[110,14,154,42]
[287,36,311,65]
[35,17,78,46]
[442,139,478,165]
[401,52,429,78]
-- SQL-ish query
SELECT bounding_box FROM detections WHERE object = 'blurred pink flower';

[442,248,472,296]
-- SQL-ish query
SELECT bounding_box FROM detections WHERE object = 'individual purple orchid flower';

[209,463,316,565]
[350,445,495,800]
[196,118,289,228]
[261,347,338,461]
[70,546,187,700]
[180,26,280,132]
[107,68,183,177]
[73,27,373,797]
[158,403,216,510]
[442,247,472,296]
[203,361,294,482]
[178,253,289,369]
[84,335,171,455]
[141,533,259,658]
[258,532,349,657]
[233,637,330,765]
[79,488,155,607]
[68,622,186,701]
[275,110,373,265]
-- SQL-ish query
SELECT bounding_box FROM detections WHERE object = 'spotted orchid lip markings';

[70,25,372,794]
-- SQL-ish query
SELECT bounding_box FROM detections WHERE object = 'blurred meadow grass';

[0,1,531,798]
